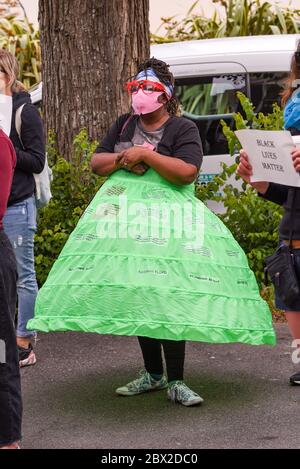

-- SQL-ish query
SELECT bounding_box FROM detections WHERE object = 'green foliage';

[222,91,284,153]
[152,0,300,43]
[220,185,282,285]
[196,92,284,286]
[0,15,41,87]
[35,130,105,285]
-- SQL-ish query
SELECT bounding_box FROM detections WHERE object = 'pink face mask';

[131,90,163,115]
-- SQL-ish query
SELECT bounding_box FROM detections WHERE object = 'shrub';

[195,92,286,318]
[35,129,105,285]
[196,92,284,286]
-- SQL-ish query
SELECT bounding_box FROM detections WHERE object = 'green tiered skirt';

[28,169,275,345]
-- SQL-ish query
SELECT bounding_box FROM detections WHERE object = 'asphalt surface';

[21,324,300,449]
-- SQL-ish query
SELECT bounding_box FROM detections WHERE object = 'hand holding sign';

[292,151,300,172]
[237,149,253,183]
[235,129,300,187]
[237,149,270,194]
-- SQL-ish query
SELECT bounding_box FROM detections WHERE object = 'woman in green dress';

[29,58,275,407]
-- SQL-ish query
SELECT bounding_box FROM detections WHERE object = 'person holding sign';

[237,41,300,386]
[0,50,45,368]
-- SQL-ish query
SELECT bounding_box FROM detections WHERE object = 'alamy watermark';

[291,339,300,364]
[92,195,205,245]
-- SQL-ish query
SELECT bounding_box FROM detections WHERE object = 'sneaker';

[116,370,168,396]
[290,371,300,385]
[18,343,37,368]
[167,381,204,407]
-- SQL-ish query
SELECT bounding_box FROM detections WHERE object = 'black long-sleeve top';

[95,113,203,170]
[8,91,45,206]
[260,183,299,240]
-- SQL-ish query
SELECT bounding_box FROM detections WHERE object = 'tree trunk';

[39,0,150,160]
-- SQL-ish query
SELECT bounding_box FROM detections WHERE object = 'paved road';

[21,324,300,449]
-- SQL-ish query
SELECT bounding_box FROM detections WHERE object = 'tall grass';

[151,0,300,43]
[0,15,41,88]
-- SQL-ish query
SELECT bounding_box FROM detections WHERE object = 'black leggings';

[138,336,185,382]
[0,230,22,446]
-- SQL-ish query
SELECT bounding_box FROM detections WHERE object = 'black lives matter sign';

[256,139,284,173]
[235,129,300,187]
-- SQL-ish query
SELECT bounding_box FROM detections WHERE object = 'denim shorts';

[275,247,300,312]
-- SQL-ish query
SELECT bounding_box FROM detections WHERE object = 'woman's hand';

[115,149,149,175]
[237,149,269,194]
[129,163,149,175]
[117,146,149,169]
[237,149,253,183]
[291,148,300,172]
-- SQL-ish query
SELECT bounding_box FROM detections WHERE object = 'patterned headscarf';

[135,68,174,100]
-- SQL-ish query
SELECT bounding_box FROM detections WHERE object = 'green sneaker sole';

[116,382,168,396]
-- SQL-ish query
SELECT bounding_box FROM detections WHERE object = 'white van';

[31,34,300,210]
[153,34,300,210]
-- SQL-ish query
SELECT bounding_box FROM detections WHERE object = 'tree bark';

[39,0,150,160]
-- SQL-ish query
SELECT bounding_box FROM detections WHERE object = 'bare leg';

[17,337,31,348]
[285,311,300,341]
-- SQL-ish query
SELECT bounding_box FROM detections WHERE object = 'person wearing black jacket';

[0,49,45,367]
[237,43,300,386]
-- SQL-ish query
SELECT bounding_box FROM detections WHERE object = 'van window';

[249,72,287,114]
[175,74,247,155]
